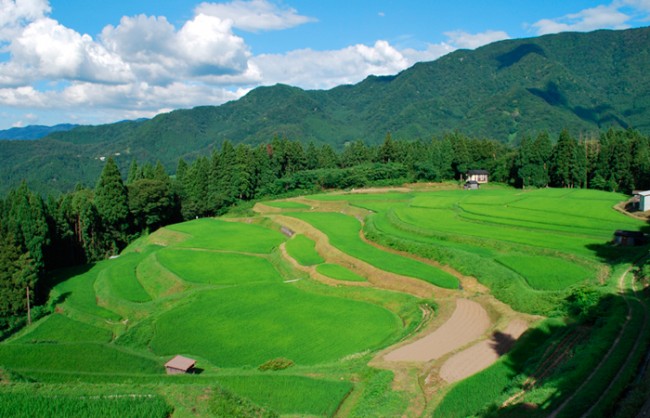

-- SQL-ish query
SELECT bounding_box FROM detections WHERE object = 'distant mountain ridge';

[0,124,78,140]
[1,26,650,195]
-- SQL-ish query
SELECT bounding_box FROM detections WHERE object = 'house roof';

[467,170,489,175]
[165,355,196,371]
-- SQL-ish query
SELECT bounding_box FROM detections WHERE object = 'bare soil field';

[383,299,490,362]
[439,318,529,383]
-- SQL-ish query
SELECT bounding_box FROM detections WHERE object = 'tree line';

[1,128,649,335]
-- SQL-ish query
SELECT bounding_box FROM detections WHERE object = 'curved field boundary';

[439,319,528,383]
[270,214,442,298]
[383,299,490,362]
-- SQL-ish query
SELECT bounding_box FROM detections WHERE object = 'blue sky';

[0,0,649,130]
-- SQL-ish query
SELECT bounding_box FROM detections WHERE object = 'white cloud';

[401,43,455,64]
[195,0,316,32]
[532,3,631,35]
[252,40,410,89]
[3,17,132,85]
[444,30,510,49]
[0,0,50,41]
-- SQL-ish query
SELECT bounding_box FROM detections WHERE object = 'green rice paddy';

[285,234,324,265]
[1,186,645,417]
[317,263,367,282]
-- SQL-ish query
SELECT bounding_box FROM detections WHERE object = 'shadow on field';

[489,331,517,356]
[440,288,649,418]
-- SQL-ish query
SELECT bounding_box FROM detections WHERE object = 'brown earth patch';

[383,299,491,362]
[439,318,529,383]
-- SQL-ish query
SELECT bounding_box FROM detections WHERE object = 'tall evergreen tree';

[94,157,129,251]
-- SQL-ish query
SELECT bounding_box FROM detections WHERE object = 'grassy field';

[2,185,646,417]
[317,263,367,282]
[285,234,325,265]
[150,284,400,366]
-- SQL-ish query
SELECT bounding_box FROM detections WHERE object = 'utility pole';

[26,286,31,325]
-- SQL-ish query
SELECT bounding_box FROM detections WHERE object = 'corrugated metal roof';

[165,355,196,371]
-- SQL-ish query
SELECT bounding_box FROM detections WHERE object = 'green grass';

[0,343,161,374]
[167,218,285,253]
[12,314,111,344]
[0,392,172,418]
[51,264,122,322]
[156,249,283,285]
[496,255,593,291]
[317,263,367,282]
[285,234,325,266]
[149,284,401,366]
[217,375,352,416]
[263,201,311,209]
[101,252,152,303]
[135,252,187,299]
[287,212,459,289]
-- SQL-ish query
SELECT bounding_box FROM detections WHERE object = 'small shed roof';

[635,190,650,197]
[165,355,196,371]
[614,230,645,238]
[465,180,479,185]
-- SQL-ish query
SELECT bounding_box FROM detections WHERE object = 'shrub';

[258,358,294,371]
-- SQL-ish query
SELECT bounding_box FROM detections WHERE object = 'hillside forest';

[1,127,649,336]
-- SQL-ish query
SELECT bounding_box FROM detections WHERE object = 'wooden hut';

[165,355,196,375]
[613,230,647,246]
[466,170,489,184]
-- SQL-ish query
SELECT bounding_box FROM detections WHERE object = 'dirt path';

[383,299,490,362]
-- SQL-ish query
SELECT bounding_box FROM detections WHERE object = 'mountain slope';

[0,124,78,140]
[2,26,649,194]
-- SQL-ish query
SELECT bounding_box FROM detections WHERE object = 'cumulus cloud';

[252,40,410,89]
[100,13,253,84]
[444,30,510,49]
[195,0,316,32]
[532,3,632,35]
[0,0,50,42]
[9,18,132,84]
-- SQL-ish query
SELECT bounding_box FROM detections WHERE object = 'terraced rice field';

[2,186,647,417]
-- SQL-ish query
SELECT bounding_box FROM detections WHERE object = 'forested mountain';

[1,26,649,195]
[0,124,78,140]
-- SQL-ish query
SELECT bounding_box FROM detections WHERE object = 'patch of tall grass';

[0,392,172,418]
[217,375,352,416]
